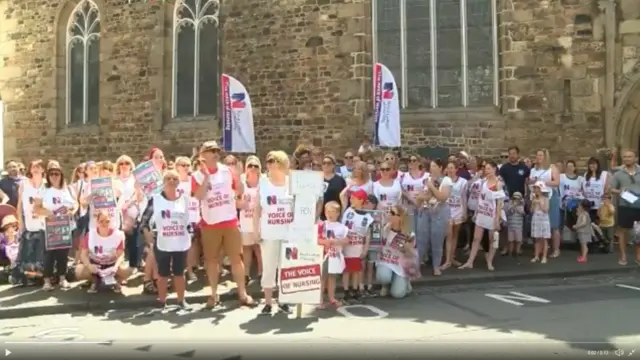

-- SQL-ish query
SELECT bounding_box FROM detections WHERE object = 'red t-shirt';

[80,229,124,251]
[191,166,238,229]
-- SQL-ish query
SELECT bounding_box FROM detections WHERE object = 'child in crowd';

[505,192,525,256]
[341,189,373,303]
[574,199,593,263]
[530,181,550,264]
[318,201,348,309]
[597,193,615,251]
[362,194,381,296]
[0,215,21,284]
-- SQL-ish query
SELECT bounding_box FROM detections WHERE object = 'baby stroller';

[564,197,609,253]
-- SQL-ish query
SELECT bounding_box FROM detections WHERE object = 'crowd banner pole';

[372,63,401,148]
[221,74,256,153]
[281,170,324,319]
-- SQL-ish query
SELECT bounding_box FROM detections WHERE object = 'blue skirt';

[549,189,561,230]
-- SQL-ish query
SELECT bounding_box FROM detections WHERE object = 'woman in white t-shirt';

[339,161,373,210]
[415,159,452,276]
[441,161,467,270]
[175,156,201,282]
[140,170,191,308]
[401,155,430,234]
[239,156,262,285]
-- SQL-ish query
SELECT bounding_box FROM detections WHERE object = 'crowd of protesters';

[0,139,638,310]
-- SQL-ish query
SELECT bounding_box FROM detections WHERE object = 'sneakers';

[278,303,292,314]
[260,304,273,315]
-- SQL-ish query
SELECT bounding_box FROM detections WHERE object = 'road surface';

[1,273,639,359]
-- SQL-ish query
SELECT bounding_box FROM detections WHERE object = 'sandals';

[239,295,257,308]
[42,282,54,292]
[316,299,341,310]
[87,282,98,293]
[112,283,122,293]
[205,296,222,309]
[143,280,157,295]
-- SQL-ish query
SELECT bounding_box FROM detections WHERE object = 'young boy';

[362,194,381,296]
[341,189,373,303]
[317,201,349,308]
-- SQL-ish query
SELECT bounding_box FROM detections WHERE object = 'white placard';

[278,242,324,304]
[621,191,639,204]
[287,195,318,243]
[289,170,324,196]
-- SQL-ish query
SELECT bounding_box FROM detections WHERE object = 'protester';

[115,155,140,270]
[465,159,485,251]
[401,154,429,235]
[37,161,77,290]
[252,150,292,314]
[339,161,372,210]
[583,157,608,223]
[415,159,451,274]
[574,199,592,263]
[459,161,503,270]
[193,141,255,308]
[442,161,467,269]
[174,156,200,282]
[339,151,355,178]
[1,215,20,282]
[597,194,615,250]
[530,149,561,258]
[0,160,23,207]
[504,192,525,256]
[140,169,191,308]
[318,201,348,308]
[377,205,419,299]
[531,181,551,263]
[15,159,46,280]
[499,146,529,197]
[341,190,372,302]
[76,210,131,293]
[320,154,346,220]
[610,149,640,266]
[240,155,262,284]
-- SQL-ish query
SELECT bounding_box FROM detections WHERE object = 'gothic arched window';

[66,0,100,125]
[173,0,220,118]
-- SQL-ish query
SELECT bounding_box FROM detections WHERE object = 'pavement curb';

[0,266,636,320]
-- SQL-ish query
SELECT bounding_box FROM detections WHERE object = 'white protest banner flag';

[289,170,324,196]
[221,74,256,153]
[278,241,324,304]
[372,63,401,147]
[287,194,318,243]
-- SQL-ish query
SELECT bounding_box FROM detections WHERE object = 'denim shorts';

[366,249,379,263]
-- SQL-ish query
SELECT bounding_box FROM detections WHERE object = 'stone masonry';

[0,0,640,168]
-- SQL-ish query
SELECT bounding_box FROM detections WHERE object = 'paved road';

[1,273,639,359]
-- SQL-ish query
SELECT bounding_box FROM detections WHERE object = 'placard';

[287,195,318,243]
[289,170,324,196]
[90,177,116,209]
[45,215,73,250]
[278,241,324,304]
[364,209,385,250]
[134,160,163,196]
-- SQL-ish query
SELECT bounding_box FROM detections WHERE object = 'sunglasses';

[247,164,260,169]
[226,162,237,166]
[380,168,391,172]
[177,163,190,168]
[267,158,277,164]
[118,162,131,166]
[312,163,322,168]
[344,156,353,159]
[49,171,61,176]
[98,220,110,225]
[165,177,179,182]
[384,157,393,161]
[322,161,333,166]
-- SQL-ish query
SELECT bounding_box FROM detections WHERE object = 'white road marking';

[616,284,640,292]
[484,291,551,306]
[336,304,389,319]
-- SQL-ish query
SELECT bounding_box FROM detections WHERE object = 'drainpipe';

[599,0,616,150]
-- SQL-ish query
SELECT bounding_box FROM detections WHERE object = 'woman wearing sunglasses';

[140,170,192,308]
[339,161,373,210]
[35,161,78,291]
[373,161,404,213]
[401,155,430,233]
[240,156,262,285]
[252,150,294,315]
[75,210,132,293]
[377,205,419,298]
[414,159,452,275]
[115,155,141,270]
[175,156,201,282]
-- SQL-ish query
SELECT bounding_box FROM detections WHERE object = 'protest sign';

[45,215,73,250]
[289,170,324,196]
[278,241,323,304]
[90,178,116,209]
[364,209,385,250]
[287,194,318,243]
[134,161,163,196]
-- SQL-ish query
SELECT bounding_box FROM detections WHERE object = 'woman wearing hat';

[15,159,47,280]
[240,155,262,285]
[35,161,78,291]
